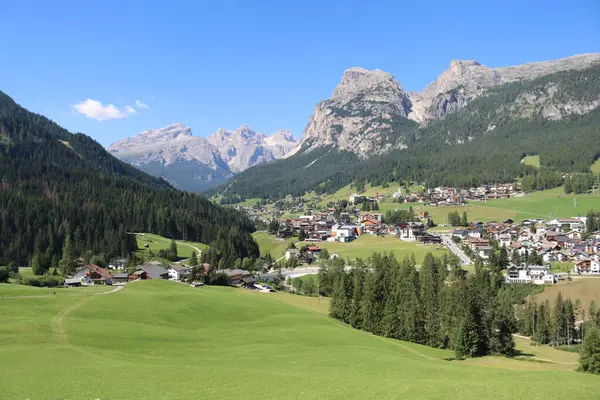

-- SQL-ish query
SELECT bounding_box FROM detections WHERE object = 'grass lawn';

[252,231,298,258]
[591,158,600,174]
[136,233,207,259]
[306,235,447,264]
[533,277,600,313]
[2,279,600,400]
[377,201,517,223]
[550,262,573,273]
[479,187,600,221]
[522,155,540,168]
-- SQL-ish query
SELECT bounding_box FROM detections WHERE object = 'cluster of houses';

[452,216,600,283]
[63,261,266,291]
[277,212,440,245]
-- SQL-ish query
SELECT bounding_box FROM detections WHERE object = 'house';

[285,248,300,260]
[111,273,129,285]
[331,225,362,242]
[505,264,556,285]
[349,194,365,204]
[129,264,169,281]
[64,276,93,287]
[73,264,113,285]
[168,266,191,281]
[108,258,127,270]
[216,269,253,286]
[399,222,425,242]
[306,246,322,258]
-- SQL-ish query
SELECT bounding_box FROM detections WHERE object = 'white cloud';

[124,105,137,114]
[73,99,133,121]
[135,99,149,109]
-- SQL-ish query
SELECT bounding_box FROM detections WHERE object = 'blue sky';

[1,0,599,146]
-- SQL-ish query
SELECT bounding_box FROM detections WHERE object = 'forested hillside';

[0,91,258,269]
[215,65,600,200]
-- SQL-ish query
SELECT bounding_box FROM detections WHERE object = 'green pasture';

[252,231,297,259]
[136,233,207,259]
[1,280,599,399]
[522,155,541,168]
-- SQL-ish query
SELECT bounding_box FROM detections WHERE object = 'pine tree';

[461,211,468,227]
[420,253,441,346]
[498,245,509,269]
[190,250,198,266]
[533,300,552,345]
[552,292,566,346]
[169,239,178,260]
[59,234,75,275]
[31,251,44,275]
[490,292,516,355]
[348,261,366,329]
[579,326,600,374]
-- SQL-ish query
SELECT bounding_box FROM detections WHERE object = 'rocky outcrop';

[409,53,600,122]
[298,53,600,157]
[108,123,297,192]
[300,67,414,157]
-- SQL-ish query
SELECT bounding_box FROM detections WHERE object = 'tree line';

[322,254,517,359]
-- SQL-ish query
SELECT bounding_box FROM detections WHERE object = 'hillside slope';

[2,280,599,400]
[0,91,258,265]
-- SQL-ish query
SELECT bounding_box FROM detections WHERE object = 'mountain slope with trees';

[213,63,600,200]
[0,91,258,270]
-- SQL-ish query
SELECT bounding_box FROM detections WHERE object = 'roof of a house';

[136,264,168,279]
[112,273,129,279]
[65,278,82,284]
[76,264,112,279]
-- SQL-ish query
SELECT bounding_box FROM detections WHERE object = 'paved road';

[440,234,471,265]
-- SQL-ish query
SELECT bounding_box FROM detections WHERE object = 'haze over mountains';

[108,124,298,192]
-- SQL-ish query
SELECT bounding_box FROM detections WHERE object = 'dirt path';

[52,285,124,345]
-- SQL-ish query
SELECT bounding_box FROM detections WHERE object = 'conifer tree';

[190,250,198,266]
[420,253,441,346]
[461,211,468,227]
[348,260,366,329]
[579,326,600,374]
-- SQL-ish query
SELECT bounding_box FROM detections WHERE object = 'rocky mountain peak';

[333,67,401,99]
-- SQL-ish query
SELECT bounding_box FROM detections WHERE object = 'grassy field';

[533,278,600,312]
[522,155,541,168]
[252,231,297,258]
[306,235,447,264]
[591,158,600,174]
[2,280,600,400]
[305,183,400,208]
[377,201,517,223]
[136,233,207,259]
[480,187,600,221]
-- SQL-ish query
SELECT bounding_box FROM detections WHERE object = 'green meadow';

[136,233,207,259]
[252,231,297,258]
[591,158,600,174]
[1,280,599,400]
[522,155,541,168]
[309,235,447,264]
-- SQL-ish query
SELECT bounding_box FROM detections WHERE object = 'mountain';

[108,124,298,192]
[298,53,600,158]
[215,54,600,201]
[0,90,258,267]
[205,125,298,172]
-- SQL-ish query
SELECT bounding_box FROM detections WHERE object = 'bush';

[17,274,64,287]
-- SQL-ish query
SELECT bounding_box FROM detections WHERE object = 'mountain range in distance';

[109,52,600,195]
[108,124,298,192]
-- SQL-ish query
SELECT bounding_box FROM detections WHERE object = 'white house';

[505,264,556,285]
[168,266,191,281]
[285,249,300,260]
[498,233,512,248]
[331,225,361,242]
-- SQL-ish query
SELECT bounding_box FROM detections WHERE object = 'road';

[440,234,472,265]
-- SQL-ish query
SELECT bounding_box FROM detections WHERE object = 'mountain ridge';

[108,123,297,192]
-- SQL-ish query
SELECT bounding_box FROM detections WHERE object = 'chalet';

[73,264,113,285]
[129,264,168,281]
[467,238,490,251]
[168,266,191,281]
[420,233,442,244]
[111,273,129,285]
[399,222,425,242]
[505,264,556,285]
[574,259,592,274]
[216,269,254,286]
[349,194,365,204]
[285,248,300,260]
[64,276,93,287]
